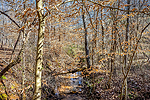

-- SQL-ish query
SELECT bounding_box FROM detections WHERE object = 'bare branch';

[0,46,23,78]
[9,16,37,62]
[44,0,77,18]
[0,17,37,78]
[83,3,98,34]
[120,22,150,98]
[0,10,21,28]
[87,0,150,15]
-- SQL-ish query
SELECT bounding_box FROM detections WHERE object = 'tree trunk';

[107,7,117,88]
[33,0,45,100]
[1,1,4,48]
[81,1,90,69]
[21,1,26,100]
[121,0,130,99]
[124,0,130,100]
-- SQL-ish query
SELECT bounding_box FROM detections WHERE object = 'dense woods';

[0,0,150,100]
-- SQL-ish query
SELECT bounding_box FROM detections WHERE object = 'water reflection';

[55,71,82,95]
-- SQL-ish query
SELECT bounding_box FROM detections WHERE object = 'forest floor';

[0,46,150,100]
[55,74,150,100]
[51,61,150,100]
[55,80,150,100]
[51,66,150,100]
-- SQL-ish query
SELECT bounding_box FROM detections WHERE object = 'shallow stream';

[55,71,83,95]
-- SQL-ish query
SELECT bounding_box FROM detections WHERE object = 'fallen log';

[53,66,87,76]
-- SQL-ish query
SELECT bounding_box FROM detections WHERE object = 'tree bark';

[81,1,91,69]
[33,0,45,100]
[120,0,130,99]
[124,0,130,100]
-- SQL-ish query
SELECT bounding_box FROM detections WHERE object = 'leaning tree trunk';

[33,0,45,100]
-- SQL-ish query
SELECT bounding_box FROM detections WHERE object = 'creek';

[54,71,83,96]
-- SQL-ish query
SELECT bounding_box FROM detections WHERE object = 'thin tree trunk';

[107,7,117,88]
[21,37,25,100]
[124,0,130,100]
[1,1,4,48]
[21,1,26,100]
[81,1,90,69]
[121,0,130,99]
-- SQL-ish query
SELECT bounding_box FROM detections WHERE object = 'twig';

[2,59,9,64]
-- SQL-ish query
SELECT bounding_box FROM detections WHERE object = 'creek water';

[55,71,83,96]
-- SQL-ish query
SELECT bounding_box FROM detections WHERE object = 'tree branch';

[0,16,37,78]
[0,10,23,62]
[0,45,23,78]
[83,3,98,34]
[124,22,150,79]
[44,0,77,18]
[87,0,150,15]
[0,10,21,28]
[120,22,150,99]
